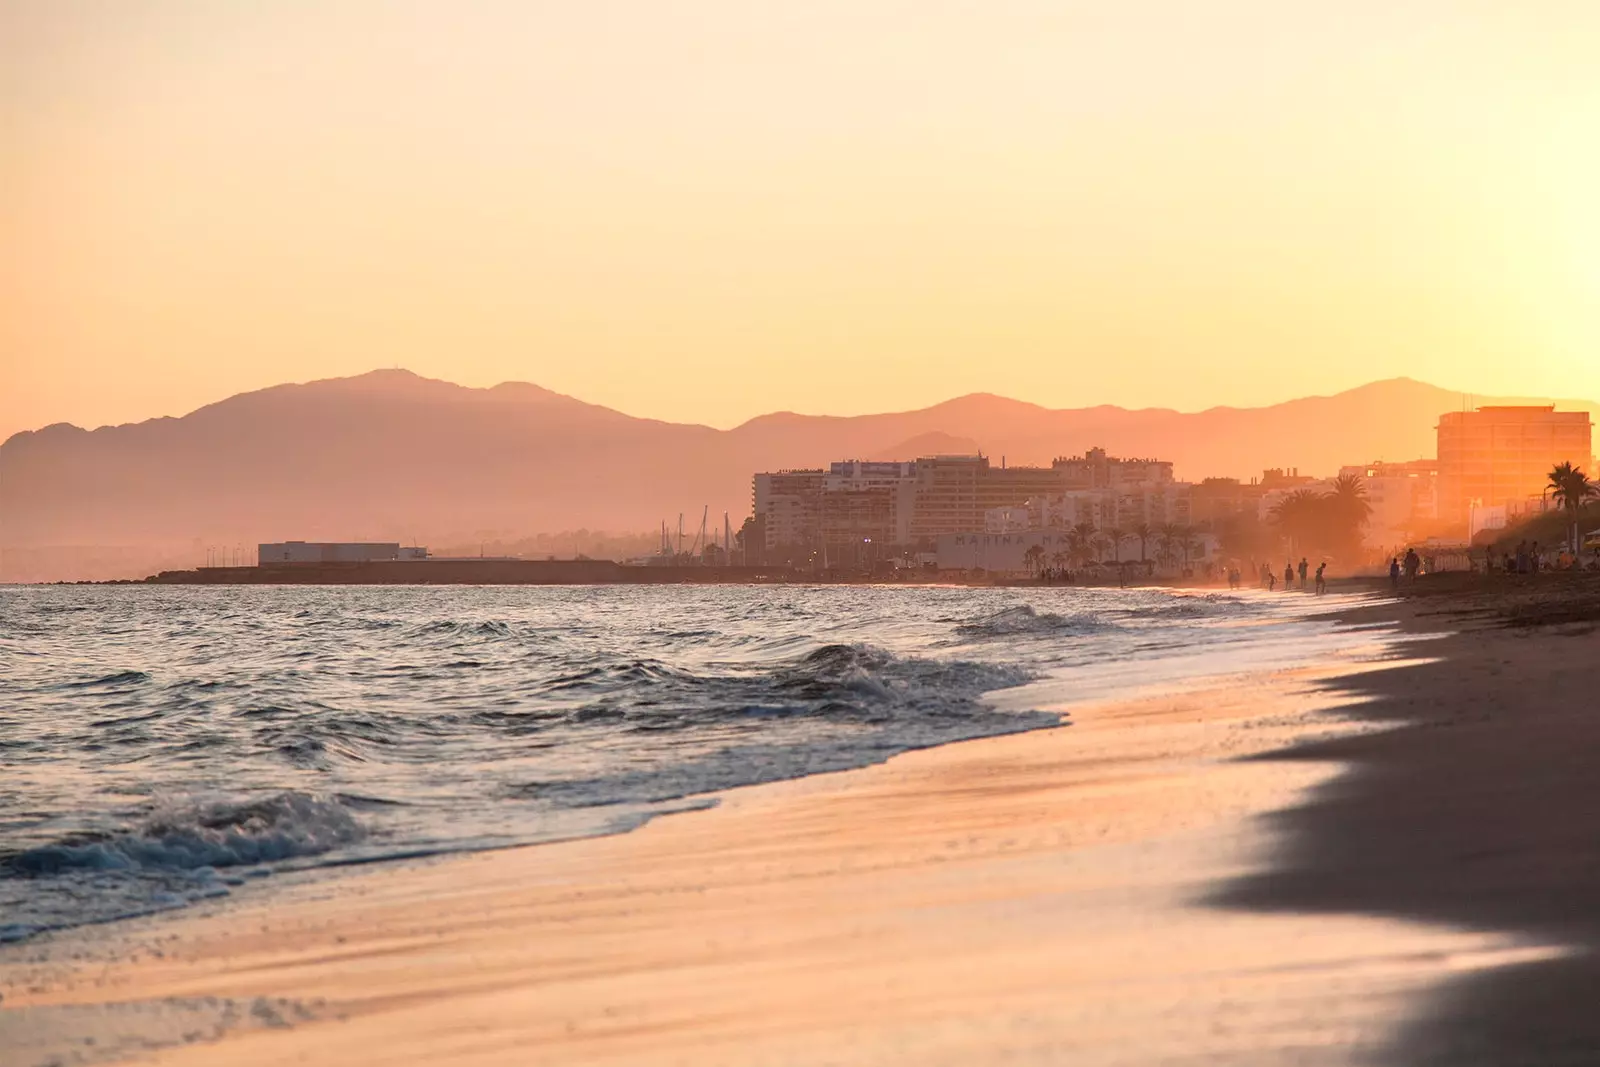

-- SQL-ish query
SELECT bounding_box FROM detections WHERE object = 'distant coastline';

[61,558,1388,591]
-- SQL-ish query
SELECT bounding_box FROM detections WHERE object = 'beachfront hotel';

[1436,406,1594,528]
[750,449,1185,567]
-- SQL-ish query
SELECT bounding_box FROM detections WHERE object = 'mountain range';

[4,370,1596,582]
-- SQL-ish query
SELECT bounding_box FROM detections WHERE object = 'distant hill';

[3,370,1596,581]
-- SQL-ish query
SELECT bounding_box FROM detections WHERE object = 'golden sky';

[4,1,1599,442]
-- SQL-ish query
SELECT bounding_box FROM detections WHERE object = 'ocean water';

[0,583,1389,943]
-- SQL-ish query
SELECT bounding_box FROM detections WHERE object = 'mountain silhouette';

[3,370,1595,581]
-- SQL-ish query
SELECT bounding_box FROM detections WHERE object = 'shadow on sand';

[1209,599,1600,1066]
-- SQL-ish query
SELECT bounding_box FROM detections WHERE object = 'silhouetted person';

[1404,547,1421,581]
[1268,570,1277,591]
[1389,557,1401,590]
[1314,561,1326,595]
[1284,562,1294,590]
[1297,557,1309,589]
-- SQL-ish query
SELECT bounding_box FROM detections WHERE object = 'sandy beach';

[5,580,1599,1066]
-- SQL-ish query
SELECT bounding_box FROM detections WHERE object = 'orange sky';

[4,1,1600,443]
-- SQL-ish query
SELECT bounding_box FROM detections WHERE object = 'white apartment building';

[1338,460,1439,549]
[752,470,825,550]
[823,460,917,543]
[1012,483,1193,532]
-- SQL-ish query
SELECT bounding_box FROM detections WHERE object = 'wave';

[54,670,150,689]
[953,605,1115,640]
[493,644,1048,810]
[513,644,1036,734]
[1115,594,1250,621]
[3,792,362,876]
[414,619,516,639]
[20,585,1284,944]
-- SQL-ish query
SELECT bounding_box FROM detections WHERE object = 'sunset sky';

[5,1,1600,443]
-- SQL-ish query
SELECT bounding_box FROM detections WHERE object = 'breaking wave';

[953,604,1115,640]
[0,581,1332,942]
[4,792,362,877]
[0,793,365,943]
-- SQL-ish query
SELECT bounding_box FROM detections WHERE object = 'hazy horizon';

[7,366,1600,442]
[4,370,1595,583]
[8,2,1600,444]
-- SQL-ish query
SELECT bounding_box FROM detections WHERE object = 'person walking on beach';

[1284,561,1294,590]
[1389,557,1401,590]
[1403,547,1421,581]
[1297,557,1309,590]
[1315,561,1327,595]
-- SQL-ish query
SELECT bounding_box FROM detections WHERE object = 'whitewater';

[0,583,1389,943]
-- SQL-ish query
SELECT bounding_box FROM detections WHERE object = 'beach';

[4,579,1599,1066]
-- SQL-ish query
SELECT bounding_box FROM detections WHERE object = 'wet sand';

[4,582,1598,1065]
[1220,572,1600,1065]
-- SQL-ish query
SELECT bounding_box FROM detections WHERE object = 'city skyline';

[3,366,1593,583]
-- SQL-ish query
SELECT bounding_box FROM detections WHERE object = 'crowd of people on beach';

[1034,538,1597,592]
[1481,540,1596,575]
[1235,556,1329,595]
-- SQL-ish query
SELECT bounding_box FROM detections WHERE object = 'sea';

[0,583,1393,944]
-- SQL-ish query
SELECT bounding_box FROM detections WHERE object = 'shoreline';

[6,580,1596,1064]
[1214,576,1600,1064]
[2,608,1510,1067]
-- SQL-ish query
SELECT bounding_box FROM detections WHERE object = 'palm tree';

[1157,522,1191,570]
[1268,490,1321,555]
[1548,462,1598,550]
[1051,550,1068,573]
[1067,528,1094,569]
[1091,534,1113,564]
[1328,473,1373,555]
[1022,543,1046,577]
[1330,473,1372,522]
[1155,534,1179,573]
[1106,526,1125,564]
[1130,522,1154,563]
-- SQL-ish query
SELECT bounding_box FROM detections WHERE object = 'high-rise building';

[824,461,917,543]
[906,455,990,539]
[1436,407,1593,528]
[751,470,825,553]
